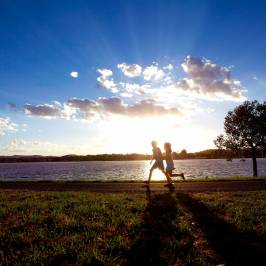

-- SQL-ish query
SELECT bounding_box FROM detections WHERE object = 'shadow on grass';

[126,187,178,265]
[126,187,198,266]
[176,192,266,266]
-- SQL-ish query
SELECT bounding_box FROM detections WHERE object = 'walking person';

[145,140,174,186]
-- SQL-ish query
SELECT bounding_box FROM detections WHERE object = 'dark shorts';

[150,160,164,171]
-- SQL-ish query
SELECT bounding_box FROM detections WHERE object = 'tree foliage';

[214,100,266,176]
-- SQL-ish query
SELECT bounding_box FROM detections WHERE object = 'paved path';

[1,180,266,193]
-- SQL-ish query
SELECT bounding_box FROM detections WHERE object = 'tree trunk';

[252,149,258,177]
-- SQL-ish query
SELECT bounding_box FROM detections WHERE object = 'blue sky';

[0,0,265,155]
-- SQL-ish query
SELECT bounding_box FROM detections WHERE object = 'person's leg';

[166,171,173,183]
[171,173,185,180]
[163,170,173,184]
[146,162,158,184]
[181,172,185,180]
[148,168,153,184]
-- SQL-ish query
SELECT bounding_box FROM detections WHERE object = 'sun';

[88,113,216,154]
[95,115,180,153]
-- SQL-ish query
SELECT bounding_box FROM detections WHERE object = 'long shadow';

[126,187,181,266]
[176,192,266,266]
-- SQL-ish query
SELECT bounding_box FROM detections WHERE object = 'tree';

[214,100,266,176]
[179,149,188,159]
[214,134,241,158]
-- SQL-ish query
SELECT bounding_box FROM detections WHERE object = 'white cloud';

[66,97,181,118]
[181,56,230,80]
[163,64,173,71]
[163,75,173,85]
[97,97,181,117]
[120,92,133,98]
[97,76,118,93]
[97,68,118,93]
[120,82,148,95]
[98,97,126,114]
[0,117,18,135]
[5,139,26,152]
[67,98,98,112]
[126,99,181,117]
[117,63,142,77]
[96,58,246,101]
[67,98,100,120]
[23,56,247,125]
[143,65,165,81]
[97,68,113,77]
[3,139,73,155]
[25,97,181,121]
[24,102,62,118]
[176,56,246,101]
[24,101,77,120]
[70,71,79,78]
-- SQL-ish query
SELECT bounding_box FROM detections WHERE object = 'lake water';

[0,158,266,181]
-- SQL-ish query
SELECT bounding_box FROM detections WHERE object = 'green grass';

[0,192,147,265]
[0,190,265,265]
[194,191,266,234]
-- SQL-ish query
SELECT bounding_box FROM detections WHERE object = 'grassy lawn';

[0,190,265,265]
[194,191,266,235]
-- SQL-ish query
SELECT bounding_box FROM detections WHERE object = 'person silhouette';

[164,142,185,180]
[145,140,174,186]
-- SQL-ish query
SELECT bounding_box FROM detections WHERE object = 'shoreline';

[1,176,266,183]
[1,157,266,164]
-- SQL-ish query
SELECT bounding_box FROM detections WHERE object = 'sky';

[0,0,266,155]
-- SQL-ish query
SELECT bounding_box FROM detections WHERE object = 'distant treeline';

[0,148,265,163]
[172,148,265,160]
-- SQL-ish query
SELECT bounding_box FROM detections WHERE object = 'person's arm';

[150,154,156,164]
[150,148,156,164]
[157,148,163,160]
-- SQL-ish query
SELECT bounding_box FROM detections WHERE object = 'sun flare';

[92,115,215,154]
